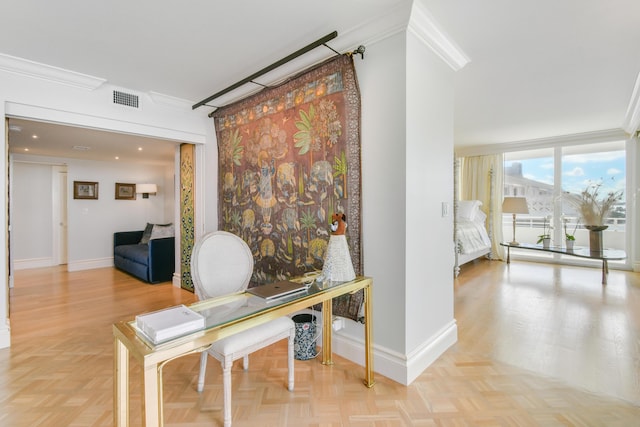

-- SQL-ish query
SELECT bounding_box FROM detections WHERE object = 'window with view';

[503,141,626,257]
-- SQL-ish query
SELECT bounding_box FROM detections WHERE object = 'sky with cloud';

[506,150,625,196]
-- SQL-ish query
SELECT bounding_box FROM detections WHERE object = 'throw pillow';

[150,223,174,240]
[139,223,154,244]
[457,200,482,221]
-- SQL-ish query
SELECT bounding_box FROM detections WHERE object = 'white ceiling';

[1,0,639,160]
[7,118,176,165]
[424,0,640,147]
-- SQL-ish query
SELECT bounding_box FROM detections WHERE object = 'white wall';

[11,154,173,271]
[67,158,173,270]
[11,161,54,263]
[632,136,639,271]
[329,24,457,385]
[404,28,456,375]
[356,32,408,354]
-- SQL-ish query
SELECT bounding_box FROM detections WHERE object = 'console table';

[113,275,374,427]
[500,242,626,285]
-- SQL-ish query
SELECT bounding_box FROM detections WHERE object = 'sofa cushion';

[139,223,154,244]
[150,223,174,240]
[114,243,149,265]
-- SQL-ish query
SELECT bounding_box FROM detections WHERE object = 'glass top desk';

[113,275,374,427]
[500,242,626,285]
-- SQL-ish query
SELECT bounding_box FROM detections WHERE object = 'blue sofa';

[113,230,175,284]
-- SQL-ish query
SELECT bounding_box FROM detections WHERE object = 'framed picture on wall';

[73,181,99,200]
[115,183,136,200]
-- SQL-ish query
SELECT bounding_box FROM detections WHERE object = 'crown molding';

[407,1,470,71]
[330,1,410,53]
[0,53,105,90]
[455,129,630,158]
[148,91,194,110]
[622,71,640,134]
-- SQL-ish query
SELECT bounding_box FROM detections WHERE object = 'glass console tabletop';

[129,276,355,348]
[500,242,626,285]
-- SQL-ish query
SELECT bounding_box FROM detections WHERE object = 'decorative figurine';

[321,212,356,282]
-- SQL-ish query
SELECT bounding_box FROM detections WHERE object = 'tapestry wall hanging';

[214,54,362,318]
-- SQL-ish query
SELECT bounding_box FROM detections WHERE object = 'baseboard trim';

[332,320,458,386]
[405,320,458,384]
[13,257,54,270]
[0,319,11,349]
[67,257,113,272]
[172,273,181,288]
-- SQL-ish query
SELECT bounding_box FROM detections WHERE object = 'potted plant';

[562,215,578,250]
[536,215,552,248]
[566,180,623,252]
[567,181,623,227]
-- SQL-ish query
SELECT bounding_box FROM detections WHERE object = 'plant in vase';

[536,215,552,248]
[566,180,623,252]
[562,215,578,250]
[567,180,623,227]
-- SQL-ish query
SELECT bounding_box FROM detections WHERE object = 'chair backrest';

[190,231,254,300]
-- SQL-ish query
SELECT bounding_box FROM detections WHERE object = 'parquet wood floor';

[1,261,638,426]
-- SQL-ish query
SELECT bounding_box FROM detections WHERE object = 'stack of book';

[135,304,205,344]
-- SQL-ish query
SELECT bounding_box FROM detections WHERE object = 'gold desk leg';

[142,363,162,426]
[157,364,165,427]
[322,299,333,365]
[363,282,375,387]
[114,338,129,427]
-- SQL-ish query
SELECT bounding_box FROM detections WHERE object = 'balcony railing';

[502,215,626,250]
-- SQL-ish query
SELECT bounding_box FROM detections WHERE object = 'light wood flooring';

[1,260,639,426]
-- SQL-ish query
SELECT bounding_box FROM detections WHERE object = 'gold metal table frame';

[113,276,374,426]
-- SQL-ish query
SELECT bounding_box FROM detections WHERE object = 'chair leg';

[222,357,233,427]
[197,351,208,393]
[242,354,249,370]
[288,329,295,391]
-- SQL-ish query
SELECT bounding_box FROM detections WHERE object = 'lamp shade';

[136,183,157,194]
[502,197,529,214]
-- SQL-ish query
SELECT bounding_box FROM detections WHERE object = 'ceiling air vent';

[113,90,139,108]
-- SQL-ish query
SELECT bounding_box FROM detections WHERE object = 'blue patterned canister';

[292,314,318,360]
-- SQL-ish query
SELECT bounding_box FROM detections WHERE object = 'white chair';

[191,231,294,427]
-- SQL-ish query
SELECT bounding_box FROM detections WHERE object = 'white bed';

[454,200,492,276]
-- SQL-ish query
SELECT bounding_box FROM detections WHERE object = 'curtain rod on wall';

[192,31,346,114]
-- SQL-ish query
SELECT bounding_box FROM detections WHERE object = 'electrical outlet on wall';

[332,317,344,331]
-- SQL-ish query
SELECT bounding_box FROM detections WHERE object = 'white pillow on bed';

[474,209,487,225]
[457,200,482,221]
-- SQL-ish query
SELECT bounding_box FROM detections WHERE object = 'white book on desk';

[135,305,205,343]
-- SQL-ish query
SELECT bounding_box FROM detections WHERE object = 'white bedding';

[455,200,492,275]
[457,219,491,254]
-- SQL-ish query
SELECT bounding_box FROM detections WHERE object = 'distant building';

[504,162,553,216]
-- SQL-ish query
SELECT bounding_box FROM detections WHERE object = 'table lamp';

[502,197,529,245]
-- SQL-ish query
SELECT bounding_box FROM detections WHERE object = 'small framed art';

[115,183,136,200]
[73,181,99,200]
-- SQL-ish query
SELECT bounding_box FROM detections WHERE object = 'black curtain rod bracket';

[193,31,338,111]
[350,45,366,60]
